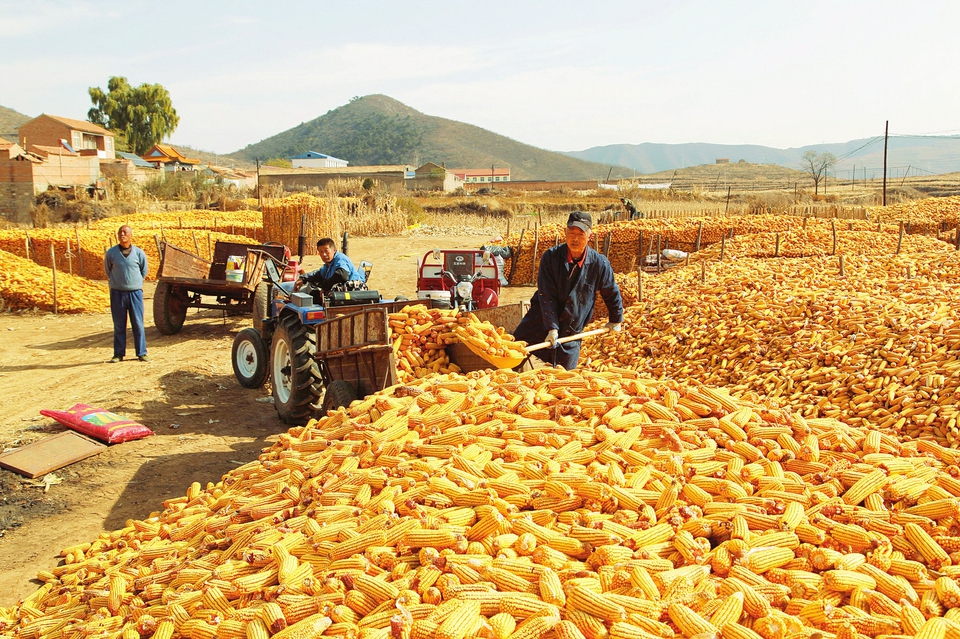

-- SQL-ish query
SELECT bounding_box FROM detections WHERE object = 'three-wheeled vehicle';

[416,248,501,311]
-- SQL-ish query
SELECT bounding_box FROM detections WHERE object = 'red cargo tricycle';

[416,248,501,311]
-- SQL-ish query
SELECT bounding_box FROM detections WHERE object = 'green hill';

[0,105,31,141]
[228,95,634,181]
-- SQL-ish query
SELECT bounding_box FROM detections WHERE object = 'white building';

[291,151,348,169]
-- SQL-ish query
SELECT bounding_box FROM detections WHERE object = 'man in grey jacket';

[104,225,149,362]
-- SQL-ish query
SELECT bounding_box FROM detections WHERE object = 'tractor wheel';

[271,315,322,424]
[232,328,268,388]
[153,281,188,335]
[322,380,358,413]
[252,282,269,331]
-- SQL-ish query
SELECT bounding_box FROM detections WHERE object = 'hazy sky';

[2,1,958,155]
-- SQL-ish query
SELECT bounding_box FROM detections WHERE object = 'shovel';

[524,327,611,353]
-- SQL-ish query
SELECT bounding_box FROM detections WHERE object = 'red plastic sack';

[40,403,153,444]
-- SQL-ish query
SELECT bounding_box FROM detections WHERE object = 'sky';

[2,0,959,156]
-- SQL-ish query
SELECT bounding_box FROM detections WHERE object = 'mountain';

[567,136,960,176]
[228,95,635,181]
[0,105,31,141]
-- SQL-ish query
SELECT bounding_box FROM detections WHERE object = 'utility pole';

[882,120,889,206]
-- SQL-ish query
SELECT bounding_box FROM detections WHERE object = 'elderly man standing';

[104,225,149,363]
[513,211,624,370]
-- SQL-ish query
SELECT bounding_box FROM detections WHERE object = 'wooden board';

[316,307,390,355]
[0,431,106,478]
[158,242,212,280]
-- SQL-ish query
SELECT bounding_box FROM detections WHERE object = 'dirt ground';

[0,234,535,604]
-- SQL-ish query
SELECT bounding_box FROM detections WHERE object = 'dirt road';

[0,234,535,603]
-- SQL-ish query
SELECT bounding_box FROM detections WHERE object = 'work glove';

[606,322,622,332]
[546,329,559,347]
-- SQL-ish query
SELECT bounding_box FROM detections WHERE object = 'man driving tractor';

[300,238,366,293]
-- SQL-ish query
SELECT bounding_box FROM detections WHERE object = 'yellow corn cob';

[667,602,718,638]
[256,603,287,634]
[905,523,951,570]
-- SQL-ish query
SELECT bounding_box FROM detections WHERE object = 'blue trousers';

[110,288,146,359]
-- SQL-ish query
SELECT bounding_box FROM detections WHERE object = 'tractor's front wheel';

[270,315,322,424]
[232,328,268,388]
[153,281,188,335]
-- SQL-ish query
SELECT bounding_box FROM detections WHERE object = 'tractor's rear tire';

[153,281,188,335]
[322,380,358,413]
[232,328,268,388]
[271,315,322,424]
[252,282,269,331]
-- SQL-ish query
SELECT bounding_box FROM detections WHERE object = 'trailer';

[314,302,530,412]
[153,240,286,335]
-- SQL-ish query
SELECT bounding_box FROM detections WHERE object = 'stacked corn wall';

[503,199,960,285]
[8,367,960,639]
[0,249,109,313]
[0,229,256,281]
[89,210,264,243]
[263,193,404,248]
[869,195,960,235]
[581,235,960,446]
[501,215,864,286]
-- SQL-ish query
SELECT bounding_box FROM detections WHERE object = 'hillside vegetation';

[229,95,635,181]
[0,105,31,140]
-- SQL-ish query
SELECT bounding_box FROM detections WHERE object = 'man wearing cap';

[513,211,624,370]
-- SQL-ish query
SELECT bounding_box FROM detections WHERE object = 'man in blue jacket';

[104,225,149,363]
[300,237,365,292]
[513,211,624,370]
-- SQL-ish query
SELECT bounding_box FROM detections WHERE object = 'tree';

[88,77,180,155]
[802,150,837,195]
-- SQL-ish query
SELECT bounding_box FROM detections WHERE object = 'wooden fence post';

[50,244,58,315]
[75,227,84,277]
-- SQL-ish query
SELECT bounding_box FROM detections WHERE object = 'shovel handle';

[525,327,610,353]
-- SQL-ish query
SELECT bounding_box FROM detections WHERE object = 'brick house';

[141,144,201,171]
[0,138,100,222]
[407,162,463,192]
[449,167,511,184]
[18,114,116,160]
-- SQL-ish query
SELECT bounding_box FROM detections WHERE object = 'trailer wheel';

[232,328,268,388]
[253,282,269,330]
[271,315,322,424]
[153,281,188,335]
[322,380,358,413]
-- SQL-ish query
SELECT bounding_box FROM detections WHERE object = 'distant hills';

[567,136,960,178]
[229,95,635,181]
[0,105,30,141]
[6,95,960,181]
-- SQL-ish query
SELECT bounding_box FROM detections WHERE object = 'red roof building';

[449,167,511,183]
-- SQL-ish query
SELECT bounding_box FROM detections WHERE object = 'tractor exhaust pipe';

[297,214,306,264]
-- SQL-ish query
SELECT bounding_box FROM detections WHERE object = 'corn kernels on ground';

[8,367,960,639]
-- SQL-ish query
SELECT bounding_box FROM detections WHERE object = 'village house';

[407,163,463,192]
[99,151,161,184]
[449,167,511,184]
[141,144,201,171]
[291,151,348,169]
[0,131,101,222]
[18,114,116,160]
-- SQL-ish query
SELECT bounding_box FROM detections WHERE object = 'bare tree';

[802,150,837,195]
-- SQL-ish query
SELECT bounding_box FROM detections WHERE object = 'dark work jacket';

[513,244,623,369]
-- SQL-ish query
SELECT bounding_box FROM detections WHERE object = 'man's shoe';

[138,355,151,362]
[109,357,122,363]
